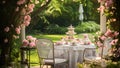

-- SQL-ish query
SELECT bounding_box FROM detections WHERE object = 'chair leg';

[51,65,54,68]
[40,64,44,68]
[40,64,41,68]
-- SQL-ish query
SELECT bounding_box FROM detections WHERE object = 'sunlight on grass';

[30,50,39,66]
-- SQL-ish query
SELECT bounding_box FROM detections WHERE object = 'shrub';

[44,21,99,34]
[45,24,67,34]
[75,21,100,33]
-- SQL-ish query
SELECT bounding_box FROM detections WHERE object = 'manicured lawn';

[29,33,96,66]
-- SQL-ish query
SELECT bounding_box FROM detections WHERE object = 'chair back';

[83,48,96,60]
[36,39,54,59]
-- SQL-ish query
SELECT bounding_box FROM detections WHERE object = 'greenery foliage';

[45,24,67,34]
[34,21,100,34]
[27,0,100,32]
[75,21,100,33]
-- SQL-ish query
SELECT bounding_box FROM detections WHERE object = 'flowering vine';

[0,0,40,67]
[97,0,120,61]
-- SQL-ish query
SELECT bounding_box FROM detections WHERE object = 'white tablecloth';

[54,44,96,68]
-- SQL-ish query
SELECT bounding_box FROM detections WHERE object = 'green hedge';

[75,21,100,33]
[43,21,100,34]
[45,24,67,34]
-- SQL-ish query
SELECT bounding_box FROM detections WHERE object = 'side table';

[20,46,36,68]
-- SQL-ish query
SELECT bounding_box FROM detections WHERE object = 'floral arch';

[0,0,120,67]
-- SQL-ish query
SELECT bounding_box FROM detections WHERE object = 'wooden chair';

[36,38,69,68]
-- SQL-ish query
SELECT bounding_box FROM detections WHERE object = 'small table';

[20,46,36,68]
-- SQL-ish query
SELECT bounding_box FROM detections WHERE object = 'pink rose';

[110,39,118,45]
[105,0,113,7]
[28,4,35,9]
[104,29,114,37]
[26,35,33,40]
[23,21,30,26]
[22,39,29,46]
[114,31,119,37]
[15,26,21,34]
[4,27,10,32]
[24,15,31,22]
[97,5,105,13]
[100,35,106,40]
[17,0,25,5]
[29,42,36,47]
[97,41,103,47]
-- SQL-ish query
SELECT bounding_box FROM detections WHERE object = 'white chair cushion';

[84,56,101,62]
[44,58,68,64]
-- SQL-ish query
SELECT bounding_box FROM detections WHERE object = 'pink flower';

[28,4,35,9]
[22,39,29,46]
[100,35,106,40]
[104,29,113,37]
[26,35,33,40]
[23,21,30,26]
[4,38,8,43]
[24,15,31,22]
[97,5,105,13]
[105,0,113,7]
[31,38,36,42]
[29,42,36,47]
[110,39,118,45]
[4,27,10,32]
[97,41,103,47]
[17,0,26,5]
[15,26,21,34]
[15,7,19,12]
[87,41,91,45]
[27,4,35,14]
[114,31,119,37]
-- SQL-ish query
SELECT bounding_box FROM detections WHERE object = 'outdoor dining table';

[54,43,96,68]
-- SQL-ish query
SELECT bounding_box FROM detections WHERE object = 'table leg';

[74,50,79,68]
[28,49,30,68]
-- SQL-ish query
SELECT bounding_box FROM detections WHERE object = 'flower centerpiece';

[22,35,36,48]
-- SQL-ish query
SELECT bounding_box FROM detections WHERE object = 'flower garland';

[97,0,120,61]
